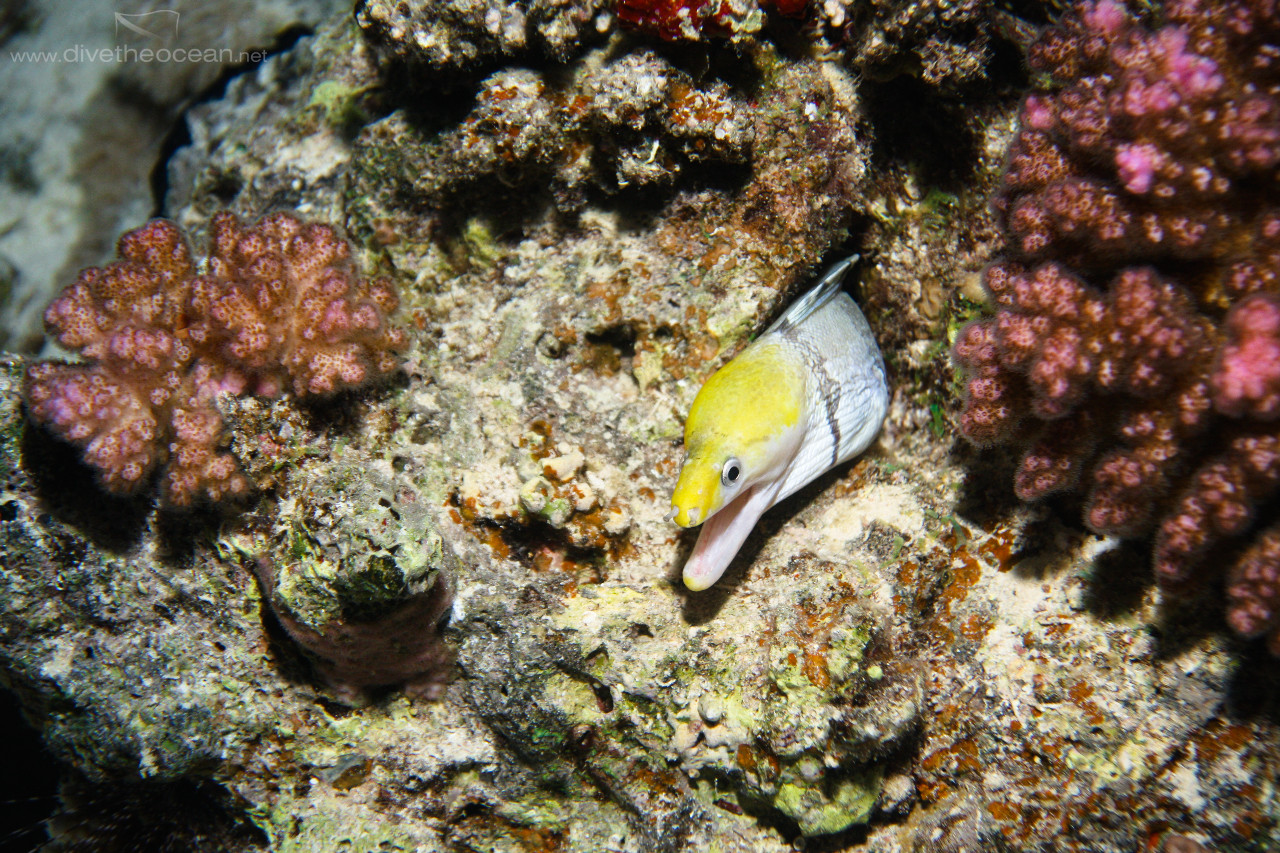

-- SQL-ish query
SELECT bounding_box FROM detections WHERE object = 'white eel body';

[670,257,890,590]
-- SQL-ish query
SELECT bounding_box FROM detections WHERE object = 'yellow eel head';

[670,342,806,529]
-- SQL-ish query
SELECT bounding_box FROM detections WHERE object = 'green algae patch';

[773,765,884,836]
[256,800,419,853]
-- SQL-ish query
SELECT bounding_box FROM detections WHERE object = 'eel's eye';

[721,457,743,487]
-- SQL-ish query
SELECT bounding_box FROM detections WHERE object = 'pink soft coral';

[24,212,407,506]
[955,0,1280,650]
[1212,294,1280,419]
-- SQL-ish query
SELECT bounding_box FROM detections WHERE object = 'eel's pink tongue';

[682,479,783,591]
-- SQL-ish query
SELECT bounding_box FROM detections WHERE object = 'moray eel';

[668,256,890,591]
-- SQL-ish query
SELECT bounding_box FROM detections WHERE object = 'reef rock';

[0,3,1277,852]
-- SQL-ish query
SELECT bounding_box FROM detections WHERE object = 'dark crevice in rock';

[148,24,315,217]
[20,420,152,553]
[0,686,59,853]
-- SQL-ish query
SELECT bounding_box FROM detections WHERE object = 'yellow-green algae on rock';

[545,569,917,837]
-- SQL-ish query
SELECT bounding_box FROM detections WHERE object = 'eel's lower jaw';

[681,479,783,591]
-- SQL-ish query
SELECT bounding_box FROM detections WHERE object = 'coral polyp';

[24,212,407,506]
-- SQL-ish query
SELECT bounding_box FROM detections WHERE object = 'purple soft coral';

[955,0,1280,649]
[24,213,407,506]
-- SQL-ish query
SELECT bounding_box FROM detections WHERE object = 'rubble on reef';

[610,0,998,90]
[838,0,1000,88]
[355,51,755,215]
[357,0,608,73]
[0,1,1278,852]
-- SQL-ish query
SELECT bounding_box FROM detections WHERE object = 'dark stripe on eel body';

[782,326,842,466]
[821,382,842,466]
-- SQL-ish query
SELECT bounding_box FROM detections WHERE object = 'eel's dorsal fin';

[763,254,860,338]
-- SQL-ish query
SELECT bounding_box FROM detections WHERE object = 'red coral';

[955,0,1280,650]
[614,0,806,41]
[615,0,730,40]
[24,213,407,506]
